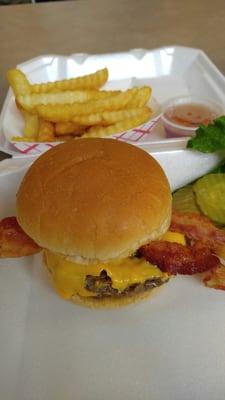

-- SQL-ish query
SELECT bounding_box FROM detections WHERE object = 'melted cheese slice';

[162,231,186,245]
[44,250,168,299]
[44,231,185,299]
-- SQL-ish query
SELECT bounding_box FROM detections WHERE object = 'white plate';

[1,164,225,400]
[1,46,225,156]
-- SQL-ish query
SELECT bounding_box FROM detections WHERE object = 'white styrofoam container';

[1,140,224,192]
[1,46,225,188]
[1,46,225,154]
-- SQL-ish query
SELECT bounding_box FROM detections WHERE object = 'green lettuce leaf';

[187,115,225,152]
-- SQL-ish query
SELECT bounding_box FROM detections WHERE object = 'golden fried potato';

[17,89,121,112]
[12,101,39,141]
[55,133,82,141]
[23,111,39,140]
[38,119,55,142]
[15,98,24,111]
[55,121,78,135]
[35,88,141,122]
[82,108,151,138]
[11,136,37,142]
[30,68,108,94]
[55,135,75,141]
[7,69,31,96]
[55,121,86,136]
[72,107,152,126]
[7,65,153,143]
[126,86,151,107]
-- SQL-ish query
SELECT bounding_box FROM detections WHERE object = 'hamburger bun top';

[16,138,171,262]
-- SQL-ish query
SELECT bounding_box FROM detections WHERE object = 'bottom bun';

[70,286,164,309]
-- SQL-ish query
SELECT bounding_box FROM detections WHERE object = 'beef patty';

[85,270,168,298]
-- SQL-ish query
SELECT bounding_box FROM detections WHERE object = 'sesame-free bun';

[70,286,162,308]
[16,138,171,261]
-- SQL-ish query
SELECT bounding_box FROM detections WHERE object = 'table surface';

[1,0,225,160]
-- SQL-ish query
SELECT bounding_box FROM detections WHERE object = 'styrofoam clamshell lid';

[1,46,225,188]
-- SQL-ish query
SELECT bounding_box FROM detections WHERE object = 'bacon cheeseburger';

[16,138,174,307]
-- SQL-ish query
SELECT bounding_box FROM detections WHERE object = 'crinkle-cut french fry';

[126,86,152,107]
[15,98,24,111]
[7,69,31,96]
[55,135,75,142]
[17,89,121,112]
[38,119,55,142]
[35,89,138,122]
[30,68,108,94]
[11,136,36,142]
[72,107,152,126]
[55,121,86,136]
[22,111,39,140]
[82,109,151,138]
[55,121,78,135]
[13,100,38,141]
[7,64,153,143]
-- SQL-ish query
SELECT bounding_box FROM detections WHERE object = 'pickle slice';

[172,185,200,214]
[193,174,225,224]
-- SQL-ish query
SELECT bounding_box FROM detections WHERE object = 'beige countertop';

[1,0,225,160]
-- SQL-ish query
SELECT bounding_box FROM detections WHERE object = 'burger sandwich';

[1,137,224,305]
[16,138,175,307]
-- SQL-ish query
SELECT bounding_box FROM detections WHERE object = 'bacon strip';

[0,217,41,258]
[202,265,225,290]
[140,211,225,276]
[139,240,220,275]
[170,210,225,248]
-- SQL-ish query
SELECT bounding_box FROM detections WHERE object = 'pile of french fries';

[7,67,152,142]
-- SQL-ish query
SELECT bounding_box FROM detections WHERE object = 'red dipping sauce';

[161,97,224,137]
[165,103,217,128]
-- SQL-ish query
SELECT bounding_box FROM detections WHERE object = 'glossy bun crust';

[17,138,171,261]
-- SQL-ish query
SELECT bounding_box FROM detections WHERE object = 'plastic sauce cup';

[161,96,224,137]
